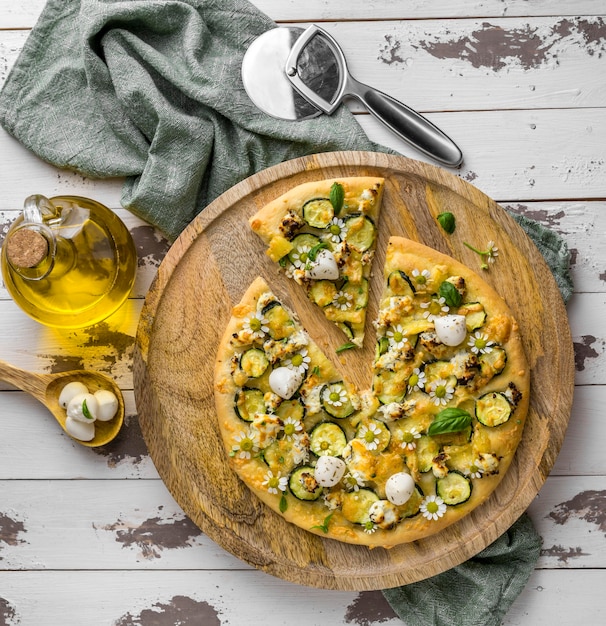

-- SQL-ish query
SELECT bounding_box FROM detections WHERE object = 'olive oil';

[1,195,137,328]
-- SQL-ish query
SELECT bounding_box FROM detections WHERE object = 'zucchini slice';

[356,418,391,452]
[476,391,512,427]
[436,471,472,505]
[415,435,440,473]
[239,348,269,378]
[309,280,338,307]
[341,489,380,525]
[234,388,266,422]
[302,198,334,229]
[263,438,301,476]
[459,302,486,331]
[310,422,348,457]
[289,466,323,501]
[343,278,369,310]
[387,270,415,297]
[478,346,507,377]
[261,301,295,340]
[321,382,356,418]
[336,321,354,341]
[398,485,424,519]
[287,233,321,266]
[275,398,305,423]
[343,214,376,252]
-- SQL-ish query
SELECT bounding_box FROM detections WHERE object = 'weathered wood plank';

[1,0,604,29]
[0,568,603,625]
[3,17,606,111]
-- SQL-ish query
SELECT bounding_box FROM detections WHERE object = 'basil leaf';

[428,408,472,436]
[279,494,288,513]
[439,281,462,308]
[437,212,456,234]
[329,182,344,214]
[311,512,333,533]
[307,241,328,261]
[82,398,94,420]
[336,341,356,354]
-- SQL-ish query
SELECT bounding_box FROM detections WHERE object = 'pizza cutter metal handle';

[286,25,463,168]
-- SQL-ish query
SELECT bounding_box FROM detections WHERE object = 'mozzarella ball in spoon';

[94,389,119,421]
[58,381,89,409]
[66,393,99,423]
[65,415,95,442]
[385,472,416,506]
[269,366,305,400]
[305,249,339,280]
[434,314,467,346]
[314,455,346,487]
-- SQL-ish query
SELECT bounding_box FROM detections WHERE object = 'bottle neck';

[5,223,56,280]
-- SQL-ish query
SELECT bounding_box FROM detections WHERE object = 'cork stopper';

[6,228,49,269]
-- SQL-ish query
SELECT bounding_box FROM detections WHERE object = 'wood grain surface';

[133,151,574,590]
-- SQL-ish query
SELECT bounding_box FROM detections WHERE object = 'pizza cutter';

[242,25,463,167]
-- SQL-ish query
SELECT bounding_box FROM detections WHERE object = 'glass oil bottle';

[1,195,137,328]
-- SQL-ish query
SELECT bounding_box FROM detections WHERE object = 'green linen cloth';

[0,1,573,624]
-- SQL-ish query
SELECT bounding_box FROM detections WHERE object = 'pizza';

[213,235,529,548]
[249,177,384,347]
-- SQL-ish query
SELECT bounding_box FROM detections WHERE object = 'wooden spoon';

[0,359,124,447]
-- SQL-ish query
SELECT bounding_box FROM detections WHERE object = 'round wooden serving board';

[134,151,574,591]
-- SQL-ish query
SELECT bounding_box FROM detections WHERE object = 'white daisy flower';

[486,241,499,263]
[363,521,377,534]
[281,416,303,439]
[400,427,421,451]
[428,378,455,406]
[231,431,259,460]
[420,296,450,321]
[358,422,382,451]
[327,217,346,243]
[284,348,311,373]
[465,463,484,480]
[323,384,348,407]
[262,470,288,495]
[344,470,366,492]
[242,312,269,340]
[386,324,408,349]
[411,268,431,286]
[332,290,353,311]
[407,368,426,393]
[468,331,495,355]
[290,245,312,269]
[420,495,447,521]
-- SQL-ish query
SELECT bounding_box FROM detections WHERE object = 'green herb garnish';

[336,341,356,354]
[329,182,345,214]
[437,212,456,234]
[82,398,94,420]
[279,494,288,513]
[307,241,329,262]
[311,512,334,534]
[312,365,321,376]
[428,408,472,436]
[438,281,462,308]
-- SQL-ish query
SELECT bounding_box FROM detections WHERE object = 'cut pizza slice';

[249,177,384,347]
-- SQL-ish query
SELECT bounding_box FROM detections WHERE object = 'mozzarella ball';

[306,249,339,280]
[434,314,467,346]
[314,456,346,487]
[58,381,89,409]
[385,472,416,506]
[269,366,304,400]
[65,415,95,442]
[66,393,99,423]
[94,389,119,421]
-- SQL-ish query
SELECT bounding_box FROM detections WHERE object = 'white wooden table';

[1,1,605,624]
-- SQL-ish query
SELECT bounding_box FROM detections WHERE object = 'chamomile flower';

[231,430,259,460]
[290,245,312,269]
[420,296,450,321]
[420,495,447,521]
[262,470,288,495]
[411,268,431,286]
[327,217,346,242]
[242,312,269,340]
[468,331,495,355]
[284,348,311,373]
[332,290,353,311]
[362,520,378,534]
[281,416,304,439]
[400,427,421,451]
[428,378,455,406]
[358,422,382,451]
[322,384,348,408]
[344,470,366,492]
[407,367,426,393]
[464,463,484,480]
[386,324,408,349]
[486,241,499,263]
